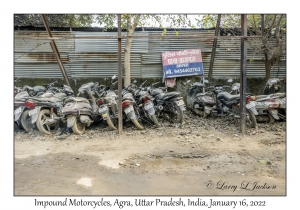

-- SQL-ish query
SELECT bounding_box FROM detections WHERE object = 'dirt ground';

[14,113,286,196]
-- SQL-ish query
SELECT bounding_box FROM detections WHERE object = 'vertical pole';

[208,14,221,82]
[261,14,264,37]
[117,14,123,134]
[240,14,247,134]
[40,14,71,87]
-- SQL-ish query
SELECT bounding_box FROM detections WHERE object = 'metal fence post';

[40,14,71,87]
[118,14,123,134]
[240,14,248,134]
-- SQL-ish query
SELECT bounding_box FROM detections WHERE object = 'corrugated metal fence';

[14,29,286,78]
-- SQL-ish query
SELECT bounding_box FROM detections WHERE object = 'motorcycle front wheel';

[168,102,184,124]
[36,109,60,135]
[72,117,86,135]
[131,108,144,130]
[131,118,144,130]
[246,109,258,129]
[106,114,118,130]
[150,114,160,127]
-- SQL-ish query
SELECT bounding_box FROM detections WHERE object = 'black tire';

[150,114,160,127]
[168,103,184,124]
[246,109,258,129]
[72,117,86,135]
[20,110,36,132]
[14,122,22,132]
[36,109,60,135]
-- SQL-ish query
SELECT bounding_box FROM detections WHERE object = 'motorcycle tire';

[36,109,60,135]
[246,109,258,129]
[106,115,117,130]
[14,121,23,132]
[20,110,37,132]
[203,110,208,118]
[131,118,144,130]
[168,103,184,124]
[150,115,160,127]
[72,117,86,135]
[267,112,275,124]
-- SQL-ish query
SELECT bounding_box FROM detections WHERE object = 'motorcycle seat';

[256,95,268,100]
[53,92,68,99]
[196,92,213,97]
[218,92,239,101]
[272,92,286,98]
[162,92,180,99]
[64,97,90,104]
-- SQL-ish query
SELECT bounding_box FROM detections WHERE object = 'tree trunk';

[265,61,272,83]
[124,15,140,87]
[124,30,133,87]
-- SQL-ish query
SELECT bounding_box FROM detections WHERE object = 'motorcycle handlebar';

[151,81,160,87]
[140,80,147,88]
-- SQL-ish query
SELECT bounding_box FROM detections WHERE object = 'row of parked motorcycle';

[14,76,286,135]
[187,77,286,129]
[14,76,186,135]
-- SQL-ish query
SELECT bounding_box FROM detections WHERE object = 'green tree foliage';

[199,14,286,81]
[14,14,94,27]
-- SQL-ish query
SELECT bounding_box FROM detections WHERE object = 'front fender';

[249,107,258,115]
[204,105,212,114]
[268,109,280,120]
[67,116,76,127]
[30,106,42,124]
[14,106,25,121]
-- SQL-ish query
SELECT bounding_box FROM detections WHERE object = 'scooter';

[14,80,58,132]
[250,78,286,123]
[252,92,286,123]
[22,84,74,135]
[62,82,103,135]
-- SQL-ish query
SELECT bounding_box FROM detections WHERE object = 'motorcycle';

[186,78,216,118]
[234,78,286,123]
[147,81,186,124]
[263,78,282,95]
[120,82,144,130]
[21,84,74,135]
[14,78,22,97]
[97,76,119,130]
[62,82,104,135]
[131,80,160,127]
[212,82,258,129]
[14,81,56,132]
